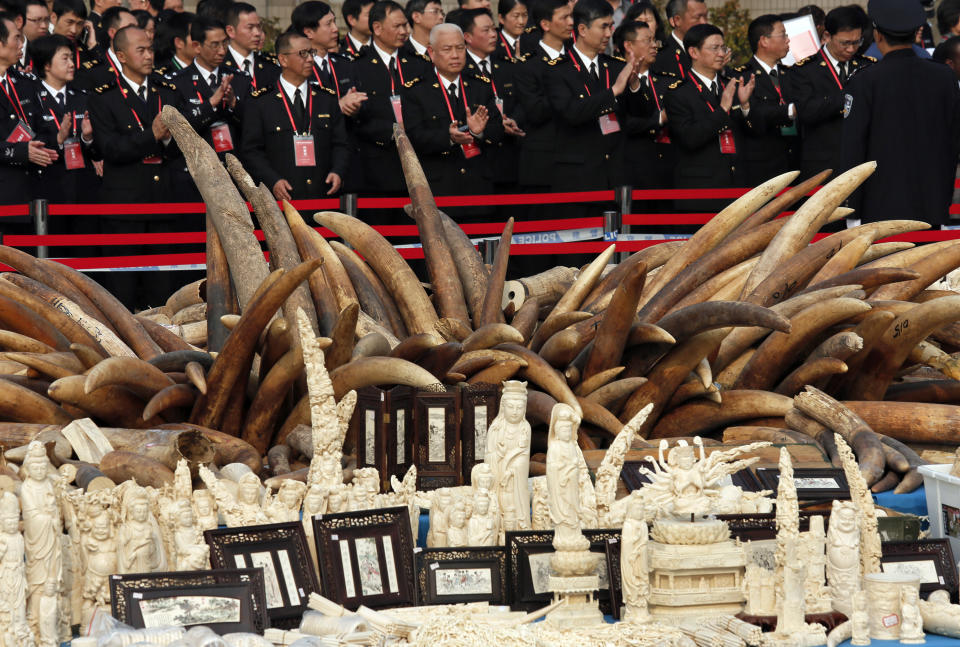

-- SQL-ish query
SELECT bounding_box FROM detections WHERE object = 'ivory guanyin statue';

[200,467,268,527]
[192,488,219,532]
[171,499,210,571]
[621,501,651,623]
[466,490,497,546]
[484,380,532,533]
[117,484,167,573]
[266,480,307,523]
[0,491,34,647]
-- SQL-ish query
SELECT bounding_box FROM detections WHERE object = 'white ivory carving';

[469,463,501,544]
[70,492,118,626]
[349,468,379,511]
[298,310,357,492]
[743,564,777,616]
[918,589,960,639]
[466,491,497,546]
[172,499,210,571]
[530,477,552,531]
[578,470,598,530]
[593,406,645,527]
[445,498,469,547]
[266,481,307,523]
[801,514,831,613]
[484,380,531,533]
[950,446,960,479]
[851,590,870,646]
[387,466,420,540]
[326,486,349,514]
[192,489,219,532]
[900,586,925,644]
[199,467,268,527]
[835,433,882,577]
[621,501,650,623]
[774,447,799,601]
[863,574,920,641]
[827,500,861,616]
[425,489,452,548]
[117,484,167,573]
[302,484,327,577]
[20,441,62,647]
[0,491,35,647]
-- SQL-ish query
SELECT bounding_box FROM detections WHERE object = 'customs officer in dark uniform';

[842,0,960,229]
[74,6,136,91]
[791,5,875,181]
[240,31,349,201]
[221,3,279,90]
[652,0,707,79]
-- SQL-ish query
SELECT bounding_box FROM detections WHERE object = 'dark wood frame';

[460,383,498,484]
[312,506,417,610]
[620,461,763,494]
[716,511,831,542]
[353,386,386,479]
[204,521,320,629]
[414,546,507,605]
[109,568,268,634]
[755,468,850,501]
[387,385,415,488]
[881,539,959,601]
[414,386,461,490]
[505,529,621,612]
[604,538,622,620]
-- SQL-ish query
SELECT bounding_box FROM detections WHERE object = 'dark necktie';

[480,59,490,76]
[243,59,252,76]
[640,74,649,93]
[319,57,332,85]
[209,72,218,88]
[56,91,65,109]
[447,81,458,103]
[137,85,147,104]
[293,88,305,129]
[388,55,400,86]
[838,62,848,84]
[589,61,598,79]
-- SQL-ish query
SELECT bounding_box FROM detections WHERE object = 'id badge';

[655,126,672,144]
[719,128,736,154]
[461,140,481,159]
[598,113,620,135]
[294,134,316,167]
[143,155,162,164]
[6,119,34,143]
[210,121,234,152]
[495,97,504,117]
[63,138,85,170]
[390,94,403,125]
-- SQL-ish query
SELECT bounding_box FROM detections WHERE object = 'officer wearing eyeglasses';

[841,0,960,230]
[791,5,875,181]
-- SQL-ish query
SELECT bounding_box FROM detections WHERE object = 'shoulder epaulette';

[94,84,111,94]
[261,52,278,63]
[403,77,418,88]
[795,55,813,67]
[610,54,626,63]
[82,60,97,69]
[250,86,270,97]
[547,57,562,66]
[668,79,682,89]
[863,55,877,62]
[733,63,747,73]
[475,75,491,83]
[524,25,535,32]
[320,85,336,95]
[161,81,176,90]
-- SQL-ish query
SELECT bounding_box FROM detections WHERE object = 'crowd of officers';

[0,0,956,228]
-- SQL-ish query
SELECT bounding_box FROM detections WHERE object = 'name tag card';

[210,121,234,152]
[719,128,736,154]
[294,134,316,166]
[63,138,85,169]
[6,120,34,143]
[598,113,620,135]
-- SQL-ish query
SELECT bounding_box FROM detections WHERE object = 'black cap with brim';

[868,0,925,33]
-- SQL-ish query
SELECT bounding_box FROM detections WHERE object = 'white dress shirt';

[539,40,564,60]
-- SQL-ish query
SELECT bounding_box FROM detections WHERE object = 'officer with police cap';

[841,0,960,229]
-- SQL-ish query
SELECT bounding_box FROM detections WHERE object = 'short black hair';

[51,0,86,20]
[683,22,721,51]
[102,5,133,32]
[824,5,865,36]
[148,0,164,13]
[24,0,47,11]
[612,18,648,56]
[934,34,960,63]
[0,0,25,23]
[405,0,440,25]
[28,33,73,73]
[291,0,332,34]
[497,0,525,18]
[368,0,403,33]
[195,0,231,24]
[531,0,566,31]
[342,0,373,25]
[112,23,140,53]
[190,14,223,43]
[226,1,256,28]
[625,1,665,41]
[798,4,825,28]
[131,9,153,28]
[456,7,491,34]
[665,0,704,21]
[939,0,960,37]
[274,28,306,54]
[155,9,192,61]
[747,13,780,53]
[0,11,16,42]
[573,0,611,31]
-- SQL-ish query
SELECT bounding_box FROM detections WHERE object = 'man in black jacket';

[842,0,960,228]
[241,30,349,201]
[222,2,279,89]
[735,14,797,186]
[653,0,706,79]
[792,5,874,181]
[662,23,754,209]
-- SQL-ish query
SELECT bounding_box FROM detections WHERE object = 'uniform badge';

[843,93,853,119]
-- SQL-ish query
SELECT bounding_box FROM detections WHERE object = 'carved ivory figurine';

[117,485,167,573]
[445,498,469,547]
[172,499,210,571]
[918,589,960,638]
[900,586,925,644]
[267,481,307,523]
[200,466,268,527]
[0,491,34,647]
[192,489,219,532]
[546,403,590,552]
[467,491,497,546]
[20,441,62,647]
[470,463,501,541]
[826,500,861,617]
[850,590,870,646]
[621,501,651,623]
[80,510,118,624]
[484,380,531,532]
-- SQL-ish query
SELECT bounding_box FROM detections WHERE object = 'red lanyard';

[771,80,784,105]
[107,53,124,89]
[346,36,359,57]
[0,76,27,122]
[645,74,662,111]
[686,70,722,113]
[819,49,844,89]
[386,55,405,94]
[122,83,162,131]
[568,51,609,96]
[437,71,467,123]
[313,57,341,97]
[277,81,313,134]
[48,108,77,136]
[499,32,514,60]
[675,52,685,79]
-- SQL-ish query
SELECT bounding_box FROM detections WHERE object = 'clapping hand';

[465,103,488,136]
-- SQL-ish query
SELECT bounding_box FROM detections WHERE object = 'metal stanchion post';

[616,185,632,262]
[341,193,358,218]
[603,208,621,262]
[479,238,499,265]
[31,199,49,259]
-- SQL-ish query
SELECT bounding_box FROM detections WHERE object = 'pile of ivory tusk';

[0,105,956,497]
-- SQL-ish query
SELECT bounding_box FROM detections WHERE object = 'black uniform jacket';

[309,52,357,98]
[0,70,40,205]
[652,35,691,79]
[87,78,183,203]
[791,47,874,180]
[464,53,522,186]
[240,81,350,199]
[622,72,675,189]
[30,83,100,202]
[841,48,960,228]
[169,62,251,157]
[515,44,559,187]
[220,50,280,91]
[735,57,796,185]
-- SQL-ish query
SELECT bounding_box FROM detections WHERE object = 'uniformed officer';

[73,5,136,91]
[736,14,797,187]
[662,23,754,208]
[51,0,99,75]
[153,10,194,76]
[792,5,875,181]
[402,23,502,215]
[653,0,706,79]
[340,0,374,58]
[544,0,639,192]
[87,0,120,48]
[222,2,279,89]
[0,12,57,208]
[86,25,181,306]
[495,0,528,62]
[842,0,960,229]
[402,0,443,63]
[241,31,349,202]
[20,0,51,73]
[348,0,430,204]
[28,34,100,205]
[459,8,524,193]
